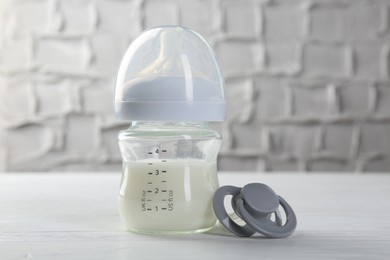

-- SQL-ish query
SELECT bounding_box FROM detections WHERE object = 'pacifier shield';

[212,186,256,237]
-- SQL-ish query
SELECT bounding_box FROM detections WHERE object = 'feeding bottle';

[114,26,226,234]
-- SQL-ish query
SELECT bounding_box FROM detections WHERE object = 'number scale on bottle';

[142,148,174,213]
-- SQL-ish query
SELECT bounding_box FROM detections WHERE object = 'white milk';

[118,159,219,234]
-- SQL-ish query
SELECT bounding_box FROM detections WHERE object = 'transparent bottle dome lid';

[114,26,226,121]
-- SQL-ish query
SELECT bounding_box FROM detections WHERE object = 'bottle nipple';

[138,28,184,76]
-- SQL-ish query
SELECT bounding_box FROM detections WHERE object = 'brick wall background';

[1,0,390,172]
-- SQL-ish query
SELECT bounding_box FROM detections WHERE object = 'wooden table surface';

[1,173,389,259]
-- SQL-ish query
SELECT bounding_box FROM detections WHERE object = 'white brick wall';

[1,0,390,172]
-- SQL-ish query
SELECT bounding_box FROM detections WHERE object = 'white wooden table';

[1,173,389,259]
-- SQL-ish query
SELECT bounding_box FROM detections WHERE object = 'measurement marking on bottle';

[148,163,153,165]
[162,190,167,192]
[147,190,152,193]
[162,150,167,152]
[148,152,153,155]
[162,180,167,183]
[148,172,152,175]
[161,199,167,201]
[162,160,167,162]
[162,170,167,173]
[147,182,152,184]
[162,208,167,210]
[147,208,152,211]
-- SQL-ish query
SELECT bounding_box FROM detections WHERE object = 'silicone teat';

[138,30,184,76]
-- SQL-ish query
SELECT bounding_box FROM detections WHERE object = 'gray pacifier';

[213,183,297,238]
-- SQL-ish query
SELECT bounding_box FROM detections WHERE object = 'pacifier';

[213,183,297,238]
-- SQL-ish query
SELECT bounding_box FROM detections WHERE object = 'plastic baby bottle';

[114,26,226,234]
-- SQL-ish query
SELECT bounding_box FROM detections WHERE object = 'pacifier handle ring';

[236,195,297,238]
[212,186,256,237]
